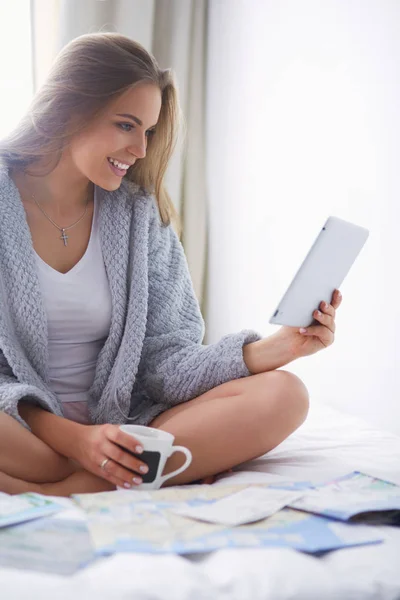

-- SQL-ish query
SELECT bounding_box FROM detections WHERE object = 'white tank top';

[34,187,112,424]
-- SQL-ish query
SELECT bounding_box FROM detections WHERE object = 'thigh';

[149,370,309,484]
[150,370,307,430]
[0,411,74,483]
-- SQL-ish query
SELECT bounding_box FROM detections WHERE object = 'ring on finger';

[100,458,110,470]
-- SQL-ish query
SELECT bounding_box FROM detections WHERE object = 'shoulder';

[113,180,173,257]
[0,165,14,198]
[0,166,26,222]
[119,178,172,237]
[118,178,161,223]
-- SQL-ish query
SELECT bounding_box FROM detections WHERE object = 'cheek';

[69,126,129,179]
[70,132,112,167]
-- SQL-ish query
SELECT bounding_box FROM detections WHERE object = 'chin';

[108,179,124,191]
[95,176,124,192]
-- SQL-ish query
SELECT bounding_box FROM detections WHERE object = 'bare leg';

[150,369,309,485]
[0,370,308,496]
[0,471,43,495]
[0,469,114,496]
[0,411,74,482]
[0,412,113,495]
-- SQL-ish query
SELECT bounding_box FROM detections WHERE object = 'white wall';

[205,0,400,434]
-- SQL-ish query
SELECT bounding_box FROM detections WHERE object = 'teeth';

[108,157,130,170]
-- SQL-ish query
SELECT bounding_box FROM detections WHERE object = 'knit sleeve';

[0,349,62,428]
[136,200,262,408]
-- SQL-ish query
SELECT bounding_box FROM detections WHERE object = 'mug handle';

[159,445,192,486]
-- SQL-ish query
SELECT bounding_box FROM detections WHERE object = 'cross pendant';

[60,229,69,246]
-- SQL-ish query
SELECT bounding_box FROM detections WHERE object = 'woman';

[0,33,341,496]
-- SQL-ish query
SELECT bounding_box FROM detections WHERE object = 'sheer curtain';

[30,0,208,306]
[0,0,32,139]
[205,0,400,434]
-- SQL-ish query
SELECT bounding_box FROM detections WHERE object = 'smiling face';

[67,82,162,191]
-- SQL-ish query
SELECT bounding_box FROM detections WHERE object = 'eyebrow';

[116,113,157,129]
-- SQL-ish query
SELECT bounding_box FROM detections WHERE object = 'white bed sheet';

[1,401,400,600]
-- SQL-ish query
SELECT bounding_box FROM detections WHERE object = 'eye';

[117,122,134,132]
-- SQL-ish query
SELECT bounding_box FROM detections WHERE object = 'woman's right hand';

[74,424,149,489]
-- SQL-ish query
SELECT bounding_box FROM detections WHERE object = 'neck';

[12,155,93,215]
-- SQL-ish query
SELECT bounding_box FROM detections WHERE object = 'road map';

[73,479,384,555]
[1,472,395,574]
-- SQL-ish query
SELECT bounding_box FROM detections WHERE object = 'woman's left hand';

[276,289,342,359]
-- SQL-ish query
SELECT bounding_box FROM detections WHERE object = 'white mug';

[117,425,193,490]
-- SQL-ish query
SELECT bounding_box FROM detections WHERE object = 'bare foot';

[199,475,217,484]
[198,468,235,485]
[0,471,42,495]
[39,471,115,496]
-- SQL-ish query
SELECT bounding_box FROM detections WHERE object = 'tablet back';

[269,216,369,327]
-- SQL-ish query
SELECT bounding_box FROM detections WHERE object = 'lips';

[108,157,133,168]
[107,158,129,178]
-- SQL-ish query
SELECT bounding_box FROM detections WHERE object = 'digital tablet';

[269,216,369,328]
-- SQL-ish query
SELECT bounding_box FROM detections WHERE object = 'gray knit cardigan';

[0,167,262,428]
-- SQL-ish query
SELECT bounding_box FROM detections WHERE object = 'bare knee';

[275,370,309,412]
[254,369,310,430]
[274,370,309,423]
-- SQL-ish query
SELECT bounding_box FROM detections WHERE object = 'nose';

[127,134,147,160]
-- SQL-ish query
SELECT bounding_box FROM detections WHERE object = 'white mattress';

[1,401,400,600]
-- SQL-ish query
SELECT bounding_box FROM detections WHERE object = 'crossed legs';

[0,370,309,496]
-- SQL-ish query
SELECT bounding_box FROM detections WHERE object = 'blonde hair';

[0,32,181,232]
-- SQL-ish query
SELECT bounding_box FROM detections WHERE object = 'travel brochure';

[288,471,400,522]
[0,492,64,528]
[0,471,398,575]
[0,516,95,575]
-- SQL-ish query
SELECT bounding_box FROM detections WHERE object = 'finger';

[313,309,336,334]
[103,440,149,477]
[102,470,138,490]
[100,457,143,487]
[299,325,334,347]
[106,425,144,456]
[331,289,342,310]
[319,300,335,319]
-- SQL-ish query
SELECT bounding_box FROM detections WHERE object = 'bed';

[1,400,400,600]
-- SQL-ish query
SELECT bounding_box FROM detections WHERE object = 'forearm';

[18,402,85,460]
[243,331,297,373]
